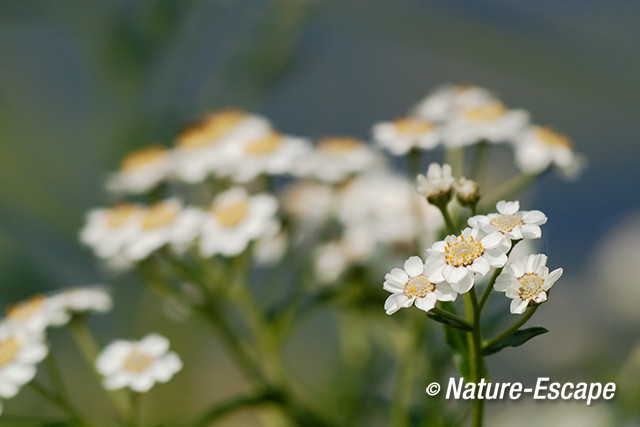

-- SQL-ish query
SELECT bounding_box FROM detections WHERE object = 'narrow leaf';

[427,312,473,331]
[482,327,548,356]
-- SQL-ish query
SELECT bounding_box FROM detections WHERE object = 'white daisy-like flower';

[412,84,495,123]
[469,200,547,241]
[224,131,312,183]
[96,333,182,393]
[106,145,173,195]
[416,163,454,205]
[172,109,272,183]
[372,117,439,155]
[50,286,113,315]
[282,180,335,227]
[199,187,279,257]
[383,256,457,315]
[301,137,380,183]
[426,227,510,293]
[0,323,48,399]
[4,294,69,334]
[441,100,529,148]
[494,254,562,314]
[124,199,203,261]
[513,126,586,178]
[80,204,145,260]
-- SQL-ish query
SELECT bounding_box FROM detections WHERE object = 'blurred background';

[1,0,639,425]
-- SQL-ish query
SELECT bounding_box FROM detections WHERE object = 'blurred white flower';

[301,137,379,183]
[96,333,182,393]
[199,187,279,257]
[412,84,495,122]
[225,131,312,183]
[494,254,562,314]
[442,100,529,147]
[372,117,439,155]
[4,294,69,334]
[426,227,510,293]
[469,200,547,241]
[282,180,336,227]
[383,256,457,315]
[80,204,145,260]
[50,286,113,315]
[453,177,480,206]
[416,163,454,205]
[253,230,288,265]
[106,146,173,195]
[314,242,350,284]
[124,199,203,261]
[173,109,272,183]
[513,126,586,178]
[0,324,48,399]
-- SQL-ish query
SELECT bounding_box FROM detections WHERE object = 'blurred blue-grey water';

[1,0,639,424]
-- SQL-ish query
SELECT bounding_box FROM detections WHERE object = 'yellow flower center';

[0,338,20,368]
[403,275,435,298]
[105,204,139,228]
[213,200,249,228]
[141,202,178,230]
[318,137,363,154]
[464,101,507,122]
[123,349,153,373]
[7,295,45,320]
[177,109,246,150]
[121,146,168,171]
[536,127,572,148]
[244,133,283,155]
[490,214,524,232]
[518,273,545,301]
[444,235,484,267]
[393,118,435,135]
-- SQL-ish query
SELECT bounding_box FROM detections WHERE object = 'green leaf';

[426,312,473,331]
[482,327,549,356]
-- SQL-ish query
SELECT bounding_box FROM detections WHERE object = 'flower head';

[453,177,480,207]
[469,200,547,241]
[411,84,495,122]
[426,228,510,293]
[300,137,379,183]
[513,126,586,178]
[96,333,182,392]
[372,117,439,155]
[4,294,69,334]
[494,254,562,314]
[0,324,48,399]
[383,256,457,314]
[107,146,173,195]
[79,204,145,260]
[416,163,454,206]
[50,286,113,315]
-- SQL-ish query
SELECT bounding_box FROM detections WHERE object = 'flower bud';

[454,177,480,207]
[416,163,454,206]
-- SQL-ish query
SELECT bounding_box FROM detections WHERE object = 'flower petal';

[404,256,424,277]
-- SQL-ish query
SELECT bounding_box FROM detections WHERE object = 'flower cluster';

[373,84,585,178]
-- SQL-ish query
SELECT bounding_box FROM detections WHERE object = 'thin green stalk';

[478,268,501,311]
[467,289,484,427]
[437,204,457,235]
[430,307,473,329]
[128,391,142,427]
[483,305,539,352]
[27,381,90,426]
[45,351,79,419]
[480,173,536,210]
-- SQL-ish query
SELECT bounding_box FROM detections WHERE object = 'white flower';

[372,117,439,155]
[106,146,173,195]
[96,333,182,392]
[50,286,113,315]
[253,230,288,265]
[172,109,272,183]
[494,254,562,314]
[453,177,480,206]
[412,84,495,122]
[80,204,145,260]
[469,200,547,241]
[300,137,380,183]
[314,242,350,284]
[416,163,454,204]
[282,180,335,229]
[124,199,203,261]
[513,126,586,178]
[426,227,510,293]
[441,100,529,147]
[224,131,312,183]
[4,294,69,333]
[199,187,279,257]
[383,256,457,315]
[0,324,48,399]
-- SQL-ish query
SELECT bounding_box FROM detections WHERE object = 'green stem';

[467,289,484,427]
[192,389,283,426]
[128,391,141,427]
[478,268,501,311]
[437,204,457,235]
[430,307,473,329]
[27,381,90,426]
[480,173,536,210]
[483,305,539,352]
